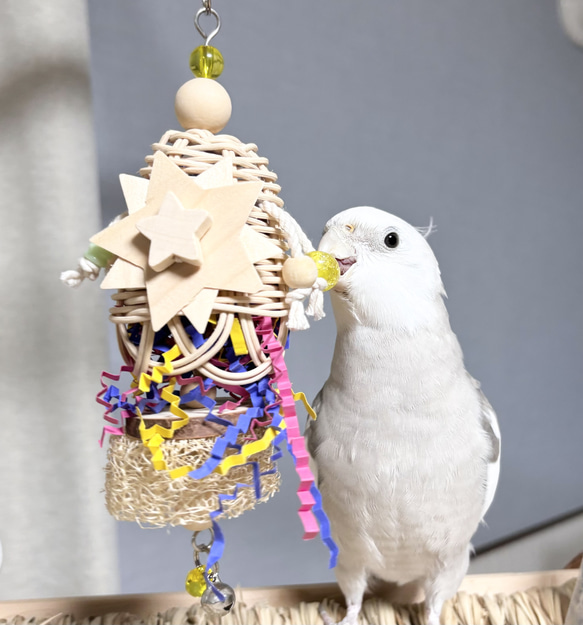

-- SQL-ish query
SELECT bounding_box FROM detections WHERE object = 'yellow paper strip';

[138,407,195,478]
[230,318,248,356]
[138,344,181,392]
[214,423,286,476]
[293,390,317,420]
[136,345,195,478]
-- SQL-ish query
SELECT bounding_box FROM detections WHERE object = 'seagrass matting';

[0,572,577,625]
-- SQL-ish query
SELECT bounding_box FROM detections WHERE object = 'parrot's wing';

[470,376,501,520]
[305,388,323,449]
[305,388,324,486]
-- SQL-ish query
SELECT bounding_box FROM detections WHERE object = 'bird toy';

[62,1,338,615]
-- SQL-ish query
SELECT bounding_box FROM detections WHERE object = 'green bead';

[307,251,340,292]
[190,45,224,79]
[84,243,114,268]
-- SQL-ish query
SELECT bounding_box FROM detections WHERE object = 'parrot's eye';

[384,232,399,248]
[345,224,354,233]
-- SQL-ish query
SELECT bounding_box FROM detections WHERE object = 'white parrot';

[306,207,501,625]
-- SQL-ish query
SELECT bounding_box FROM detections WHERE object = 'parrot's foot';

[318,602,360,625]
[425,607,441,625]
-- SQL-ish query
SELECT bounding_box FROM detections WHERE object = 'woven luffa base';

[2,580,575,625]
[105,434,280,530]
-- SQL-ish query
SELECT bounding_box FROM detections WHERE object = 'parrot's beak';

[318,228,357,277]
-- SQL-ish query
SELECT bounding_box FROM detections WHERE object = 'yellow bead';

[185,566,207,597]
[190,45,224,79]
[307,251,340,292]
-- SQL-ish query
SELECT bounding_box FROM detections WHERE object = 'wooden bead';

[175,78,232,133]
[180,383,217,409]
[282,256,318,289]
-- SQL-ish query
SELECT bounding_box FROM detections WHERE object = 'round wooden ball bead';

[282,256,318,289]
[175,78,232,133]
[180,383,217,409]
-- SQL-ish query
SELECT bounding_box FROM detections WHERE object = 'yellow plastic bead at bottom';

[307,251,340,291]
[185,566,207,597]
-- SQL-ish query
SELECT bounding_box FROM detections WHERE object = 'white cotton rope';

[60,257,100,288]
[60,215,123,288]
[261,201,326,331]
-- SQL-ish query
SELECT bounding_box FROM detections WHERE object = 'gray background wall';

[87,0,583,594]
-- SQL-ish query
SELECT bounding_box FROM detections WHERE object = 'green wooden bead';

[84,243,114,268]
[190,45,224,79]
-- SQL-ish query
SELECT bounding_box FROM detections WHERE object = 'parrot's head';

[319,206,446,331]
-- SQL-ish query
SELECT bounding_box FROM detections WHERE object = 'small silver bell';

[201,580,236,616]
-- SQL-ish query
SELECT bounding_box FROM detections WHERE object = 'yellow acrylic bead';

[185,566,207,597]
[190,45,224,79]
[307,251,340,292]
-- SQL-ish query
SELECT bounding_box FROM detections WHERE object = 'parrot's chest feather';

[311,324,489,579]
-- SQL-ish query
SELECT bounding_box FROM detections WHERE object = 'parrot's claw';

[318,602,360,625]
[318,605,336,625]
[426,607,441,625]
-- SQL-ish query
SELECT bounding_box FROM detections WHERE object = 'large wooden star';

[91,153,284,332]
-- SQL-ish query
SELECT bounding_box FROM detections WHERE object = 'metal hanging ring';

[202,0,212,14]
[192,528,214,552]
[194,7,221,46]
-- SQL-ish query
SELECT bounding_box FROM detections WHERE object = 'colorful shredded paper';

[97,315,338,580]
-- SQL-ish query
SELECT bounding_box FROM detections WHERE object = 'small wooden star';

[136,191,212,272]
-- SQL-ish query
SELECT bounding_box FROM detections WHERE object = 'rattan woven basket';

[104,129,293,530]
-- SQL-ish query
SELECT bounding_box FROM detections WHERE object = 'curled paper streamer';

[97,366,136,426]
[138,404,193,479]
[205,520,226,601]
[97,366,141,445]
[293,390,317,421]
[214,424,286,475]
[243,376,279,441]
[138,344,181,392]
[95,314,337,566]
[310,482,338,567]
[136,345,198,478]
[188,404,269,480]
[205,455,284,598]
[256,317,320,540]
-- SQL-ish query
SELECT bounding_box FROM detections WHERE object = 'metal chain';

[192,529,219,577]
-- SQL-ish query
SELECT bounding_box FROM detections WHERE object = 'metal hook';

[194,6,221,46]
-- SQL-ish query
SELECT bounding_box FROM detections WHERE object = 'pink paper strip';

[256,316,320,540]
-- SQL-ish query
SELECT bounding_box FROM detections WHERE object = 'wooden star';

[100,160,231,291]
[92,153,284,332]
[136,191,212,272]
[100,174,149,290]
